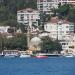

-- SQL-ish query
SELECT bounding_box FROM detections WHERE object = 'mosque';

[27,36,42,54]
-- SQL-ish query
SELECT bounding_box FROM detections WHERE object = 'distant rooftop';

[17,8,39,13]
[49,17,73,24]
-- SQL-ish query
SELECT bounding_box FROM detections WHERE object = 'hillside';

[0,0,37,26]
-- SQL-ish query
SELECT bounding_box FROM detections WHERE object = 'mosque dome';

[30,37,42,46]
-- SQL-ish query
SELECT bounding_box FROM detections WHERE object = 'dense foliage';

[56,4,75,22]
[0,33,27,51]
[41,36,62,53]
[0,0,37,26]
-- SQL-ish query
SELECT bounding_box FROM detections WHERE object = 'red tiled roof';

[17,8,37,12]
[49,17,72,24]
[50,17,59,23]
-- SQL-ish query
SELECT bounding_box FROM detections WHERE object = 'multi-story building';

[59,0,75,5]
[61,34,75,55]
[17,8,40,29]
[44,17,74,40]
[37,0,58,14]
[0,26,10,33]
[37,0,75,14]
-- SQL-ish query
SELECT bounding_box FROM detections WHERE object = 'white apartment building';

[37,0,58,14]
[37,0,75,14]
[44,17,74,40]
[17,8,40,29]
[59,0,75,5]
[0,26,10,33]
[61,34,75,55]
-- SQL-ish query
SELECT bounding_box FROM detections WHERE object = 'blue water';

[0,57,75,75]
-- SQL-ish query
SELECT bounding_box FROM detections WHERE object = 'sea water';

[0,57,75,75]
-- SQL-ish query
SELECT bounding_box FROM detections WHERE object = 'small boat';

[20,54,30,58]
[19,51,30,58]
[0,52,4,56]
[20,53,30,58]
[4,54,17,57]
[64,54,74,57]
[32,54,48,58]
[35,55,48,58]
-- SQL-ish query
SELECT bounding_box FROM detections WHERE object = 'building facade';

[0,26,10,33]
[37,0,58,14]
[59,0,75,5]
[60,34,75,55]
[44,18,74,40]
[17,8,40,29]
[37,0,75,14]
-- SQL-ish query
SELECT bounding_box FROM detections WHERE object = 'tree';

[2,33,27,50]
[67,9,75,23]
[57,4,70,19]
[39,12,51,30]
[1,19,18,27]
[0,6,8,22]
[41,36,62,53]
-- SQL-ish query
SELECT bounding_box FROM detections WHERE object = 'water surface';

[0,57,75,75]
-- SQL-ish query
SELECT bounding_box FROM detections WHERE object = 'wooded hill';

[0,0,37,26]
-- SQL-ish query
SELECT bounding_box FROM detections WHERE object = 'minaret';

[27,24,30,49]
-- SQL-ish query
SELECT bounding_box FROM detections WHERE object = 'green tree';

[39,12,51,30]
[57,4,70,19]
[67,9,75,23]
[0,6,8,22]
[41,36,62,53]
[3,33,27,50]
[1,19,18,27]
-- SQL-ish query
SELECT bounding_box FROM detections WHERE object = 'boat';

[4,54,18,57]
[64,55,74,57]
[63,54,75,57]
[0,52,4,57]
[19,51,30,58]
[3,50,19,57]
[32,53,48,58]
[35,55,48,58]
[20,54,30,58]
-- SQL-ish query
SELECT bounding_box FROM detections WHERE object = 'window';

[66,31,69,33]
[66,26,69,28]
[62,43,66,45]
[20,14,24,21]
[69,46,74,49]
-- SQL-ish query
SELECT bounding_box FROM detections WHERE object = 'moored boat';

[4,54,18,57]
[19,51,30,58]
[64,54,74,57]
[35,55,48,58]
[20,54,30,58]
[32,53,48,58]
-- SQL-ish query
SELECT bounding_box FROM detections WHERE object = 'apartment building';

[0,26,10,33]
[59,0,75,5]
[37,0,75,14]
[37,0,58,14]
[17,8,40,29]
[61,34,75,55]
[44,17,74,40]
